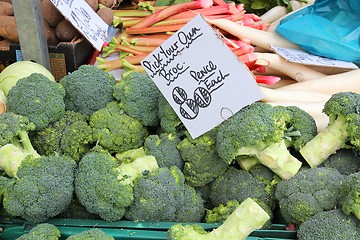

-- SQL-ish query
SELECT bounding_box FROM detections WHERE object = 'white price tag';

[50,0,108,51]
[141,15,264,138]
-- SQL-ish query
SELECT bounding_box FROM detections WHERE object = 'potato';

[55,19,80,42]
[41,0,64,28]
[0,2,13,16]
[85,0,99,11]
[97,7,114,26]
[0,39,11,49]
[0,15,18,43]
[98,0,116,8]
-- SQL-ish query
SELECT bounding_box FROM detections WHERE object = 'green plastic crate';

[0,217,297,240]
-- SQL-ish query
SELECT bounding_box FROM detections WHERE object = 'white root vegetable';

[207,18,299,51]
[259,6,288,24]
[279,69,360,94]
[255,52,326,81]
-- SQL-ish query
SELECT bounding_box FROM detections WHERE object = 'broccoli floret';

[3,154,77,223]
[59,65,116,116]
[0,175,11,204]
[16,223,61,240]
[209,166,275,212]
[157,94,184,134]
[75,146,158,221]
[216,102,302,180]
[275,167,344,225]
[66,228,114,240]
[297,209,360,240]
[7,73,66,130]
[177,130,228,187]
[167,198,270,240]
[320,148,360,175]
[0,112,40,178]
[113,72,160,127]
[300,92,360,167]
[32,111,94,162]
[89,101,148,154]
[144,133,184,170]
[339,172,360,220]
[125,166,205,222]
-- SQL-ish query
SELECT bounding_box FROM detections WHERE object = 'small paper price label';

[141,15,264,139]
[50,0,108,51]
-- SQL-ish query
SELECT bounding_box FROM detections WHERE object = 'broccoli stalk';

[167,198,270,240]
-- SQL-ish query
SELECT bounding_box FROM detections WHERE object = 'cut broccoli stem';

[258,140,302,180]
[17,130,40,157]
[300,116,349,168]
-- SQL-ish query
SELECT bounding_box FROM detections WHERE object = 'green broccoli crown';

[209,166,273,210]
[205,199,240,223]
[16,223,61,240]
[157,95,183,134]
[320,148,360,175]
[59,64,116,116]
[125,166,205,222]
[177,130,228,187]
[74,147,134,221]
[144,132,184,170]
[66,228,115,240]
[339,172,360,220]
[275,167,344,225]
[0,112,35,146]
[297,209,360,240]
[3,154,77,223]
[167,224,208,240]
[0,175,13,204]
[89,101,148,154]
[33,111,93,161]
[7,73,66,130]
[113,72,160,127]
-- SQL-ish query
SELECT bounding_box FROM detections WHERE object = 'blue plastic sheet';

[275,0,360,64]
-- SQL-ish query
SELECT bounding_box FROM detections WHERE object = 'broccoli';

[125,166,205,222]
[177,130,228,187]
[297,209,360,240]
[209,166,276,213]
[339,172,360,220]
[144,132,184,170]
[320,148,360,175]
[113,72,161,127]
[16,223,61,240]
[74,146,158,221]
[216,102,303,180]
[59,64,116,116]
[66,228,114,240]
[157,94,184,134]
[275,167,344,225]
[3,154,77,223]
[32,111,94,162]
[0,112,40,178]
[7,73,66,130]
[300,92,360,167]
[167,198,270,240]
[89,101,148,154]
[0,175,11,204]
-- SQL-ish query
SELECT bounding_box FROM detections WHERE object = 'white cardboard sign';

[141,15,264,139]
[271,46,359,69]
[50,0,108,51]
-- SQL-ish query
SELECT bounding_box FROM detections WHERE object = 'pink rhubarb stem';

[126,24,185,35]
[97,53,149,72]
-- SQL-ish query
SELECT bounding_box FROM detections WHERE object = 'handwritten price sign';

[142,15,264,138]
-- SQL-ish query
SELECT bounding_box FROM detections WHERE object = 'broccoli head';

[339,172,360,220]
[7,73,66,130]
[167,198,270,240]
[157,94,184,134]
[59,64,116,116]
[3,154,77,223]
[32,111,94,162]
[144,132,184,170]
[297,209,360,240]
[75,146,158,221]
[16,223,60,240]
[216,101,302,180]
[0,112,40,178]
[125,166,205,222]
[113,72,161,127]
[89,101,148,154]
[320,148,360,175]
[275,167,344,225]
[177,130,228,187]
[300,92,360,167]
[66,228,115,240]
